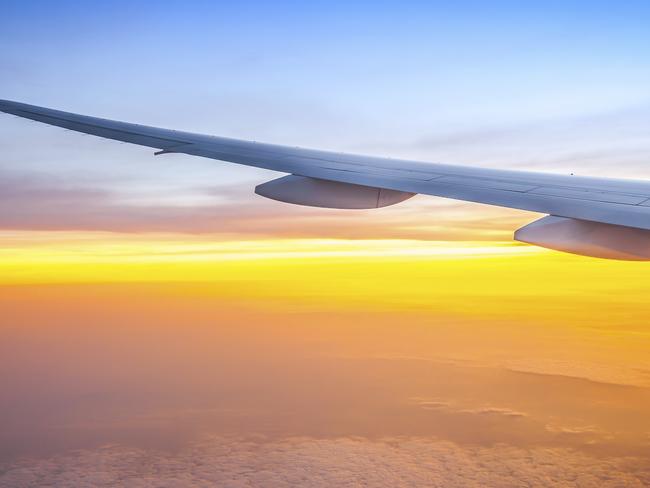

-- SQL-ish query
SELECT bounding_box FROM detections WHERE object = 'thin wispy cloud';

[0,169,528,239]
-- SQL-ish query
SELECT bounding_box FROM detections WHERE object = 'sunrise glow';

[3,1,650,485]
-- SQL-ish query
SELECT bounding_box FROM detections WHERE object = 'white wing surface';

[2,100,650,259]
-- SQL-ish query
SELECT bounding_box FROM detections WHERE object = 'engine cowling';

[255,175,415,209]
[514,215,650,260]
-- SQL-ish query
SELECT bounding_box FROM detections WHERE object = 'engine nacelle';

[515,215,650,260]
[255,175,415,209]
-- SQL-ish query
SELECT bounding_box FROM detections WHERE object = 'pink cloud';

[0,170,528,239]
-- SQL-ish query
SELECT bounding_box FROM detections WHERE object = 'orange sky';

[2,228,650,484]
[3,0,650,483]
[2,229,649,384]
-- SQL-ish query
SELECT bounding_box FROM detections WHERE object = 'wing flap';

[528,187,648,205]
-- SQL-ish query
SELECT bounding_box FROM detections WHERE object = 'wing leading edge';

[2,99,650,259]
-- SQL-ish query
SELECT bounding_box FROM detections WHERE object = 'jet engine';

[515,215,650,260]
[255,175,415,209]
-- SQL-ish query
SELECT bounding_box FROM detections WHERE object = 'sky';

[1,1,650,486]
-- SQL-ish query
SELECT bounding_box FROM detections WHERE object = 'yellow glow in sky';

[2,229,650,482]
[2,230,650,388]
[2,231,649,332]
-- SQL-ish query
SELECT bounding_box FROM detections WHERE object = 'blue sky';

[2,0,650,231]
[4,1,649,126]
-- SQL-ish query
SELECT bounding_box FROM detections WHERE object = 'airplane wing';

[2,99,650,260]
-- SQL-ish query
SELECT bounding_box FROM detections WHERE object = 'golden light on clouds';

[0,230,540,283]
[1,230,650,485]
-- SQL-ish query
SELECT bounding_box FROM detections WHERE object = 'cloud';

[411,398,527,418]
[412,399,450,410]
[364,104,650,178]
[1,435,648,488]
[459,407,528,418]
[545,425,602,435]
[504,362,650,389]
[0,170,528,239]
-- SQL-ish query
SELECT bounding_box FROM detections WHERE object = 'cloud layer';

[1,435,649,488]
[0,169,526,239]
